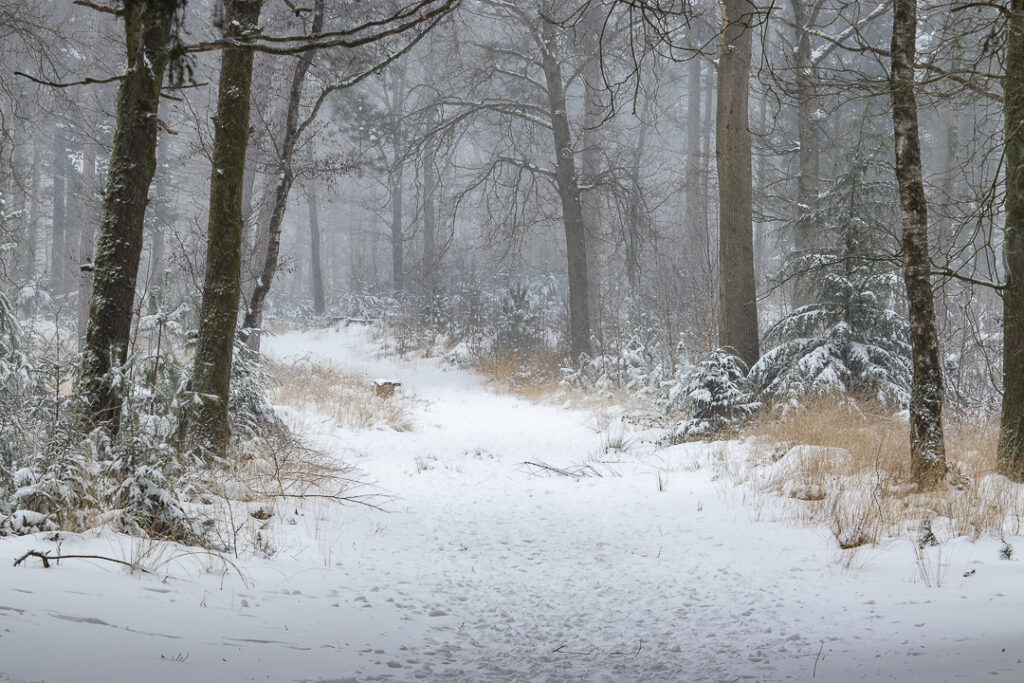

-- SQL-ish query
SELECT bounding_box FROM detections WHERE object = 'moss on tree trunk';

[186,0,263,458]
[80,2,176,434]
[999,0,1024,480]
[891,0,947,488]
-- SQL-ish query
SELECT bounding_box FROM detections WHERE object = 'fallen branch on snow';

[13,550,151,573]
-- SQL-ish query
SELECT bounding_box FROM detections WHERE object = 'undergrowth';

[735,397,1021,551]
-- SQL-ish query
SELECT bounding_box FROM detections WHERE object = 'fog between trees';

[0,0,1023,536]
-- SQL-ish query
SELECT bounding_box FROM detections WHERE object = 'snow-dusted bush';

[562,327,665,395]
[663,347,761,441]
[751,137,911,410]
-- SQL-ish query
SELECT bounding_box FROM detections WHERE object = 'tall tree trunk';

[187,0,262,458]
[716,0,760,368]
[63,141,82,301]
[791,0,820,255]
[999,0,1024,480]
[388,64,407,294]
[242,0,323,348]
[422,138,438,296]
[580,5,604,325]
[389,165,404,293]
[540,18,591,358]
[26,103,43,286]
[78,89,99,350]
[626,94,651,298]
[685,55,703,263]
[307,185,326,316]
[891,0,946,487]
[80,3,176,433]
[50,125,66,296]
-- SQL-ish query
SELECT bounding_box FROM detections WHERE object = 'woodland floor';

[0,325,1022,682]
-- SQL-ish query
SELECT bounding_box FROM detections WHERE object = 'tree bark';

[891,0,946,487]
[999,0,1024,480]
[242,0,323,347]
[80,2,176,432]
[307,185,326,316]
[540,18,591,358]
[187,0,263,458]
[716,0,760,368]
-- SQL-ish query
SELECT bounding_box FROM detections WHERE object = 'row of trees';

[1,0,1023,492]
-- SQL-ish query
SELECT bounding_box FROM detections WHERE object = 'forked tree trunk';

[242,0,323,347]
[891,0,946,487]
[540,18,591,359]
[80,3,177,433]
[187,0,263,458]
[999,0,1024,480]
[716,0,760,368]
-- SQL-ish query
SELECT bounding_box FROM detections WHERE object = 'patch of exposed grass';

[268,357,413,432]
[736,396,1023,549]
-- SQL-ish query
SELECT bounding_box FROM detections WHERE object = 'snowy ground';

[1,325,1023,682]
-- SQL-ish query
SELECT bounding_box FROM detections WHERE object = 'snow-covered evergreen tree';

[664,347,760,441]
[751,138,912,408]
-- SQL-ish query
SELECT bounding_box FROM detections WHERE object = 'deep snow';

[0,325,1022,682]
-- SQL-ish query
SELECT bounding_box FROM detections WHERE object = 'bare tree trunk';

[77,93,99,350]
[716,0,760,367]
[999,0,1024,480]
[80,1,176,433]
[580,5,604,325]
[187,0,263,458]
[242,0,323,348]
[63,139,82,300]
[540,18,591,358]
[791,0,820,255]
[891,0,946,487]
[422,138,438,296]
[685,55,702,256]
[50,125,66,296]
[388,63,407,295]
[77,10,103,342]
[307,185,326,316]
[26,104,43,286]
[626,94,651,298]
[389,165,404,293]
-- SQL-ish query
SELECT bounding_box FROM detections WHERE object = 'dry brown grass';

[475,350,566,401]
[475,350,638,415]
[740,396,1023,548]
[268,358,413,432]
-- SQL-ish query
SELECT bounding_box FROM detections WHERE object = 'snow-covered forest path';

[1,325,1022,682]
